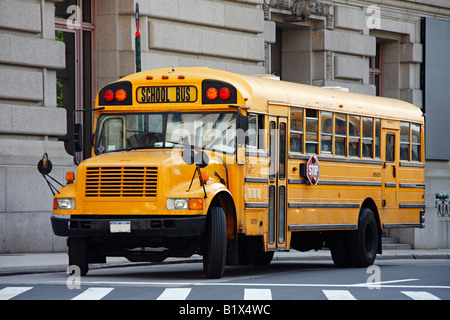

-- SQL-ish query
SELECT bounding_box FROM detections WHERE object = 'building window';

[369,42,383,96]
[55,0,96,161]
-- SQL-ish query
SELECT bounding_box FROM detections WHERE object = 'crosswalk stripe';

[401,291,441,300]
[0,285,444,300]
[71,287,114,300]
[157,288,192,300]
[322,290,357,300]
[0,287,33,300]
[244,289,272,300]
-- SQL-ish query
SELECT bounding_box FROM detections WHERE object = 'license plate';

[110,221,131,233]
[136,85,198,104]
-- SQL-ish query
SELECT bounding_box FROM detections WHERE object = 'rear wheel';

[329,231,352,268]
[203,206,227,278]
[68,237,89,276]
[348,208,379,267]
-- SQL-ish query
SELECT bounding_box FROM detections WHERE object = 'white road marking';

[59,280,450,290]
[401,291,441,300]
[244,288,272,300]
[0,287,33,300]
[157,288,192,300]
[71,287,114,300]
[322,290,357,300]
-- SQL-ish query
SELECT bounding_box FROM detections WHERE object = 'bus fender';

[206,186,238,265]
[361,198,382,254]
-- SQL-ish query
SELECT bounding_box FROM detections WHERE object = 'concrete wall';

[0,0,73,253]
[97,0,266,90]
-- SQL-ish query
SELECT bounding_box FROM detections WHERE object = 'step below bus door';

[268,116,287,250]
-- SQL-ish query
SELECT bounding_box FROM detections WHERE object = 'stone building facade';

[0,0,449,252]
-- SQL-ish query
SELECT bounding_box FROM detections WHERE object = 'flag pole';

[135,3,141,73]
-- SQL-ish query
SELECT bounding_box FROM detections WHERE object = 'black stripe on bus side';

[288,179,381,187]
[245,202,269,208]
[385,183,397,188]
[399,203,426,209]
[399,183,426,188]
[288,203,360,208]
[289,224,357,231]
[383,223,422,228]
[245,177,269,183]
[289,153,383,165]
[399,162,425,167]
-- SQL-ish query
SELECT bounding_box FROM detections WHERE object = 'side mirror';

[181,149,195,165]
[181,149,209,168]
[74,123,82,153]
[37,153,53,175]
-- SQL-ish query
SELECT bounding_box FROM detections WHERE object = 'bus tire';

[329,231,353,268]
[203,206,227,279]
[68,237,89,276]
[348,208,378,267]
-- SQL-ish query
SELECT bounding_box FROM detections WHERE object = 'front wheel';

[68,237,89,276]
[203,206,227,279]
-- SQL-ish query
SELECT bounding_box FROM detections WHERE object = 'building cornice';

[264,0,333,20]
[334,0,450,19]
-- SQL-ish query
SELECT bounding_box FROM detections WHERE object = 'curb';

[1,251,449,276]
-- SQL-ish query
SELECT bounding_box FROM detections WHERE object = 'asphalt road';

[1,258,449,304]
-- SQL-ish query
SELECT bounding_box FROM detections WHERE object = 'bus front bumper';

[51,215,206,238]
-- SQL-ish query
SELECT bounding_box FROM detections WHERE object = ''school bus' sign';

[136,85,198,104]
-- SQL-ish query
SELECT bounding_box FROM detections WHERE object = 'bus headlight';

[167,198,188,210]
[167,198,203,210]
[56,198,76,210]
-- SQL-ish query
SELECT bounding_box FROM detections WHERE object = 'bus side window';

[335,113,347,156]
[320,111,333,154]
[362,117,373,158]
[247,113,258,148]
[269,121,276,179]
[279,122,286,179]
[375,119,381,158]
[349,115,361,157]
[400,122,410,161]
[289,107,303,153]
[386,133,395,162]
[96,116,124,153]
[411,123,421,162]
[247,113,265,150]
[305,109,318,154]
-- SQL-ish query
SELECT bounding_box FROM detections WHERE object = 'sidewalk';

[1,249,449,276]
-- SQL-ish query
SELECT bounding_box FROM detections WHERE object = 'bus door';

[268,116,287,250]
[381,126,399,217]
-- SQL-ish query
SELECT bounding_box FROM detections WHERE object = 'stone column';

[0,0,72,252]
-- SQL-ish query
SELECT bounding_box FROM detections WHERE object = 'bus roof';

[123,67,424,123]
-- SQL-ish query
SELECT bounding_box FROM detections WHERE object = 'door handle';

[392,165,396,178]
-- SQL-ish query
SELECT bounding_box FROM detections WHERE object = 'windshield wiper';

[109,146,152,153]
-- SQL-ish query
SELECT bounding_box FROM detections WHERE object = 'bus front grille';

[85,166,158,198]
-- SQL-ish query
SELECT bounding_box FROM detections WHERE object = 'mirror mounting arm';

[37,153,64,196]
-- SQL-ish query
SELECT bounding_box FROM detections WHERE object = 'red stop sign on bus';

[306,156,320,185]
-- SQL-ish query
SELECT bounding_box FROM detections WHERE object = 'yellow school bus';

[49,67,425,278]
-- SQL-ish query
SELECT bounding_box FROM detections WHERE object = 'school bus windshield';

[95,112,237,155]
